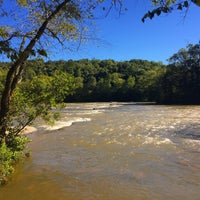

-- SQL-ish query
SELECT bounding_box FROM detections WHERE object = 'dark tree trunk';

[0,62,24,140]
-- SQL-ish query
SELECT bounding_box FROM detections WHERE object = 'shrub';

[0,136,30,186]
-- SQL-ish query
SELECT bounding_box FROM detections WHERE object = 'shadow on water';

[174,123,200,140]
[116,102,156,106]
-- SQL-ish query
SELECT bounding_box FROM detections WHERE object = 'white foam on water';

[41,117,91,131]
[182,138,200,150]
[77,109,104,115]
[65,102,123,111]
[156,138,173,145]
[143,136,173,146]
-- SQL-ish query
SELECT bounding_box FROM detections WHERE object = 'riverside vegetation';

[1,42,199,104]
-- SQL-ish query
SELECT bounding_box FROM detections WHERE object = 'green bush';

[0,136,30,186]
[0,143,14,185]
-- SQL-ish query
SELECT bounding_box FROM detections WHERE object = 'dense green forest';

[23,59,165,102]
[1,42,200,105]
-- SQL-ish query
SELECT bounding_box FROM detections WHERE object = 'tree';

[168,41,200,66]
[157,41,200,104]
[0,0,124,144]
[0,1,125,184]
[143,0,200,22]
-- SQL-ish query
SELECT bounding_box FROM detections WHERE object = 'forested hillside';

[1,42,200,104]
[22,59,165,102]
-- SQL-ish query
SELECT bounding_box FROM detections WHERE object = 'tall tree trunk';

[0,0,70,141]
[0,62,24,140]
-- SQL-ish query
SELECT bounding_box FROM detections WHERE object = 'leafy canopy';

[0,0,121,61]
[142,0,200,22]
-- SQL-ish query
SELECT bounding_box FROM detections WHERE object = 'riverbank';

[0,125,37,186]
[21,126,37,135]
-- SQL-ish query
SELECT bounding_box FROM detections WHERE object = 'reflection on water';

[0,103,200,200]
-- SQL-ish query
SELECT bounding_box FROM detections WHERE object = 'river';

[0,103,200,200]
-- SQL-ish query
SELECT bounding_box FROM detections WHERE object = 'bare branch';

[45,28,64,46]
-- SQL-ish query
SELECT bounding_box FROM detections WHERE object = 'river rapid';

[0,103,200,200]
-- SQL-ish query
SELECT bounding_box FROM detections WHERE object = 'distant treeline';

[1,42,200,104]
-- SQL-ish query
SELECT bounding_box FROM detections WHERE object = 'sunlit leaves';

[0,26,9,38]
[17,0,38,7]
[17,0,28,7]
[151,0,177,6]
[51,70,76,102]
[9,70,77,128]
[168,41,200,66]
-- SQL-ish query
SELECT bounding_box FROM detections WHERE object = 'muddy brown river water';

[0,103,200,200]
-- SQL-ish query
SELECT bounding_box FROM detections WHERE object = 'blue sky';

[0,0,199,64]
[51,0,200,64]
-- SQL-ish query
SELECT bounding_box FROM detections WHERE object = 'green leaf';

[37,49,47,57]
[184,1,189,7]
[17,0,28,7]
[0,27,9,38]
[177,4,182,10]
[162,7,169,13]
[156,9,161,16]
